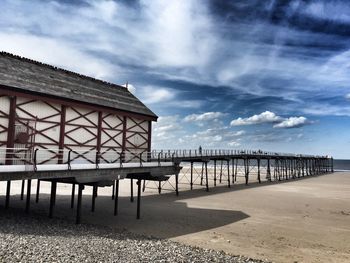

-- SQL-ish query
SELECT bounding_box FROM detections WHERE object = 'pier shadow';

[0,172,332,239]
[0,191,249,239]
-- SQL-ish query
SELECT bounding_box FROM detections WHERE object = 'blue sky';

[0,0,349,158]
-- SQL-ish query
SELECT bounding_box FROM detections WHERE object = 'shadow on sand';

[0,172,331,239]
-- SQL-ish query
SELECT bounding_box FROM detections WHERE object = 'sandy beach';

[1,171,349,262]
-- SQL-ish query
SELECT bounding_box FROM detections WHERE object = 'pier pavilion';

[0,52,179,222]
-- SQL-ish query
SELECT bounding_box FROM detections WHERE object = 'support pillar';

[175,172,179,196]
[76,184,84,224]
[257,158,261,183]
[21,180,25,200]
[36,179,40,203]
[200,162,204,185]
[112,180,115,200]
[227,160,230,188]
[5,181,11,209]
[205,161,209,192]
[136,179,141,219]
[213,160,217,186]
[71,184,75,208]
[130,179,134,202]
[91,185,97,212]
[190,162,193,190]
[25,179,31,214]
[114,180,119,216]
[49,181,57,218]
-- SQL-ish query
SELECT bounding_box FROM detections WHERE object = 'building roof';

[0,52,157,119]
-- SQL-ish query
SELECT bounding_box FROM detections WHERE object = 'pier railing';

[0,148,331,172]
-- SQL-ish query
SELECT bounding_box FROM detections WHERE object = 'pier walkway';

[0,148,332,223]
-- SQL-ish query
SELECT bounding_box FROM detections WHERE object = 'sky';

[0,0,349,158]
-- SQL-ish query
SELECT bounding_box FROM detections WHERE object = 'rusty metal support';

[190,161,193,190]
[114,180,119,216]
[76,184,84,224]
[21,180,25,200]
[214,159,217,186]
[49,181,57,218]
[136,179,141,219]
[205,161,209,192]
[25,179,31,214]
[257,158,261,183]
[36,180,40,203]
[71,184,75,208]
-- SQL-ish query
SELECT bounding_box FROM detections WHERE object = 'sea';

[333,159,350,171]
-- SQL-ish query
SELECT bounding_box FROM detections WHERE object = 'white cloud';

[273,117,309,129]
[230,111,282,126]
[140,86,176,104]
[228,141,241,147]
[184,112,226,122]
[0,32,117,80]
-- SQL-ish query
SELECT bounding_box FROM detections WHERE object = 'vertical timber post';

[130,179,134,202]
[71,184,75,208]
[36,180,40,203]
[214,160,217,186]
[136,179,141,219]
[21,180,25,200]
[91,185,97,212]
[25,179,31,214]
[49,181,57,218]
[257,158,261,183]
[190,161,193,190]
[227,159,230,188]
[205,161,209,192]
[5,96,16,209]
[76,184,84,224]
[114,180,119,216]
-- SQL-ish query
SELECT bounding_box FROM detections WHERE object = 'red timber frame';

[124,117,150,162]
[0,95,10,151]
[12,97,62,164]
[0,86,156,165]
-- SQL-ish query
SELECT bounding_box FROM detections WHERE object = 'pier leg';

[142,180,146,192]
[158,181,162,194]
[71,184,75,208]
[175,172,179,196]
[76,184,84,224]
[227,160,230,188]
[112,180,115,200]
[219,160,223,183]
[257,159,261,183]
[130,179,134,202]
[231,159,235,184]
[214,160,217,187]
[49,181,57,218]
[5,181,11,209]
[25,179,31,214]
[200,162,204,185]
[190,162,193,190]
[235,159,238,182]
[21,180,25,200]
[136,179,141,219]
[245,159,249,185]
[205,162,209,192]
[91,185,97,212]
[114,180,119,216]
[35,180,40,203]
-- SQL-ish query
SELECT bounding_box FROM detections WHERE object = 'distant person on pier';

[199,146,202,155]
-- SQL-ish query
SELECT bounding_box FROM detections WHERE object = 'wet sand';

[1,171,350,262]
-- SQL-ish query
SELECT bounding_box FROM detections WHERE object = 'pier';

[0,148,332,223]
